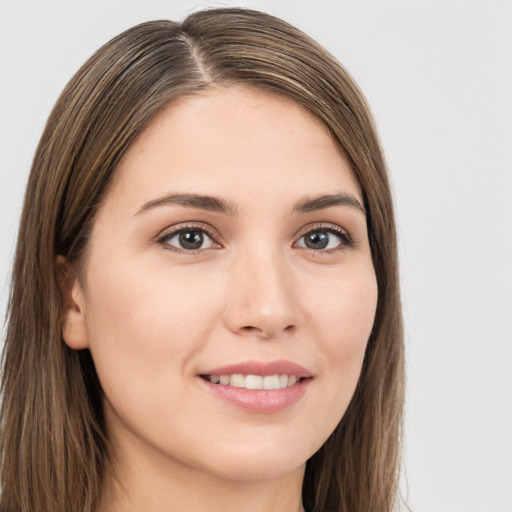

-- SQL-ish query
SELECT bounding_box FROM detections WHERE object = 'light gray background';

[1,1,511,511]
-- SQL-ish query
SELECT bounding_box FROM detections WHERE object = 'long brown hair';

[1,8,404,512]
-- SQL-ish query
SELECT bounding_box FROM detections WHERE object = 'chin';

[184,429,322,483]
[198,452,307,483]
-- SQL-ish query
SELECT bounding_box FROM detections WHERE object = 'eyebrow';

[135,192,365,217]
[136,193,239,216]
[293,193,366,216]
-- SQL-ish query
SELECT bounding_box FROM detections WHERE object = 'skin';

[60,86,378,512]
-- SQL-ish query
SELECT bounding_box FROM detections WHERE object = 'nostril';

[238,324,295,338]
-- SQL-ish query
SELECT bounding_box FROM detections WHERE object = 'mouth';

[197,360,313,413]
[200,373,310,390]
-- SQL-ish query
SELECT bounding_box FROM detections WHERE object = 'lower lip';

[198,377,311,414]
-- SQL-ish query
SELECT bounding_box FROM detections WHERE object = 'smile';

[198,360,313,413]
[201,374,302,389]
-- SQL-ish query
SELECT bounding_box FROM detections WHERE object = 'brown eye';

[303,230,330,249]
[296,227,351,251]
[161,229,215,251]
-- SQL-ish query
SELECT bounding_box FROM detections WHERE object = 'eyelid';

[156,222,223,252]
[155,221,353,254]
[293,222,354,251]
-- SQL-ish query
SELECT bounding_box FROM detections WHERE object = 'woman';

[0,8,404,512]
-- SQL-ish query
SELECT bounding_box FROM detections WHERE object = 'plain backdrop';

[1,1,511,511]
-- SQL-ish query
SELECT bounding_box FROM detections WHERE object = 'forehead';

[108,85,361,211]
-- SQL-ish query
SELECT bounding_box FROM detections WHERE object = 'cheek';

[276,264,377,459]
[304,265,378,353]
[302,265,378,404]
[82,258,222,399]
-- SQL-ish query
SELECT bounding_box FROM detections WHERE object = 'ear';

[56,255,90,350]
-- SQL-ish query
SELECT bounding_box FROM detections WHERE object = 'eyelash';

[157,223,220,254]
[296,223,354,253]
[156,222,354,254]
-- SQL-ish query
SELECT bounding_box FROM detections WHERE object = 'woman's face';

[63,86,378,483]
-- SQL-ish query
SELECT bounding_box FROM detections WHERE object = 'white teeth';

[245,375,263,389]
[263,375,280,390]
[206,374,301,389]
[230,374,245,388]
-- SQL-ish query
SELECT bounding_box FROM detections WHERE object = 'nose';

[223,247,301,340]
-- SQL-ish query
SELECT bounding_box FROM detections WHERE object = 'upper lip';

[200,359,313,378]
